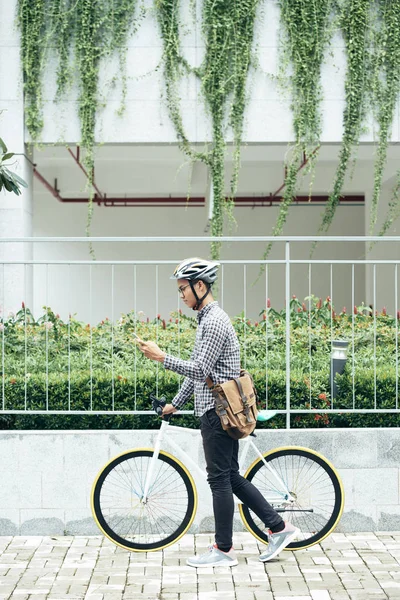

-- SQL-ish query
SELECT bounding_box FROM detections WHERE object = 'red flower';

[169,318,172,323]
[247,320,251,326]
[117,375,123,380]
[292,294,296,299]
[342,307,347,314]
[314,414,323,421]
[10,378,17,384]
[22,301,25,309]
[332,310,336,319]
[397,311,400,320]
[382,307,387,316]
[267,298,271,308]
[297,308,302,313]
[179,309,182,315]
[316,298,322,309]
[326,296,331,302]
[262,312,267,321]
[318,393,327,400]
[162,319,166,330]
[157,314,161,320]
[294,416,301,422]
[302,303,306,312]
[354,306,358,315]
[175,318,179,324]
[254,321,259,327]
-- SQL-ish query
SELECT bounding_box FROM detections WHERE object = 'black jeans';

[200,408,284,550]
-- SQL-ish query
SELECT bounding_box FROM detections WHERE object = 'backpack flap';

[220,374,256,415]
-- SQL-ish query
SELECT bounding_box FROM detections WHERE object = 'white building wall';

[0,0,399,321]
[32,0,400,145]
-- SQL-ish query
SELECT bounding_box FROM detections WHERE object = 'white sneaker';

[186,544,238,568]
[259,522,300,562]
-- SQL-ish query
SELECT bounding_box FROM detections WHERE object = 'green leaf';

[1,153,14,162]
[0,138,7,154]
[3,167,28,188]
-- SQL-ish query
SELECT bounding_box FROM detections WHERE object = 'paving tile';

[0,533,399,599]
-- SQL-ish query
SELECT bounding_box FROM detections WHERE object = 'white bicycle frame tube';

[142,421,295,504]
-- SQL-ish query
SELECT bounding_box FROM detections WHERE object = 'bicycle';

[91,396,345,553]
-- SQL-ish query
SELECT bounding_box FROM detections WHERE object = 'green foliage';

[18,0,140,237]
[17,0,46,140]
[371,0,400,236]
[1,298,399,429]
[0,138,28,195]
[16,0,400,250]
[317,0,370,236]
[263,0,332,259]
[155,0,260,259]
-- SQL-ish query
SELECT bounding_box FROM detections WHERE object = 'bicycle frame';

[142,420,296,505]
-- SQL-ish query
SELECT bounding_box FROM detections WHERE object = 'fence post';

[285,241,291,429]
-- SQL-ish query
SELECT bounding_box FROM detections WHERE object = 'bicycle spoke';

[241,449,342,550]
[92,450,196,551]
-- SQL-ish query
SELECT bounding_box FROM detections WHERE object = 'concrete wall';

[0,428,398,536]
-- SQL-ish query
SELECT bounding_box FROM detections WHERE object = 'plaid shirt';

[163,301,240,416]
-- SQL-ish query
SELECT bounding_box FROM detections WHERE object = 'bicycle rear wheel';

[91,448,197,552]
[239,446,344,550]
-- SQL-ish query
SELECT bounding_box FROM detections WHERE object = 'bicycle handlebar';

[150,394,173,421]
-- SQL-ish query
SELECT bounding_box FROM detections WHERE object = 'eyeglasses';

[178,284,191,297]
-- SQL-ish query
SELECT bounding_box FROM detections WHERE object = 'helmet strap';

[189,281,211,310]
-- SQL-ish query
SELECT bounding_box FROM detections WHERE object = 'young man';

[138,258,299,567]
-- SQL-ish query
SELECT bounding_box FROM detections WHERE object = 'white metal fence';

[0,236,399,428]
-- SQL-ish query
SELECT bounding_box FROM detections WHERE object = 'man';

[138,257,299,567]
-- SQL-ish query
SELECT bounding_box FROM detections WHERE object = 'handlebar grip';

[151,394,172,421]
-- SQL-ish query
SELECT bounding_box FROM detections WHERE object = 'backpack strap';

[234,377,253,423]
[206,376,214,389]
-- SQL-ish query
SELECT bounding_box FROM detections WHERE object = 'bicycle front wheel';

[239,446,344,550]
[91,448,197,552]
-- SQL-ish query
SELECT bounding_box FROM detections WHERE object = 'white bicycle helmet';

[171,257,219,284]
[171,257,219,309]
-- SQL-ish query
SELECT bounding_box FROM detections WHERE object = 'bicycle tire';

[239,446,344,550]
[91,448,197,552]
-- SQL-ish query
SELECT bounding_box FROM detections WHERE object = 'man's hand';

[162,404,177,417]
[138,340,166,363]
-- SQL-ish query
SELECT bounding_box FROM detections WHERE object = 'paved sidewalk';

[1,532,400,600]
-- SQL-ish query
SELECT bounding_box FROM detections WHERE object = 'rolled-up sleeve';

[164,318,227,381]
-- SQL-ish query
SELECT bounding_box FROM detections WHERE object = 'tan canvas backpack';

[206,370,258,440]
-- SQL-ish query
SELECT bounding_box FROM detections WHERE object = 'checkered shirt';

[163,301,241,416]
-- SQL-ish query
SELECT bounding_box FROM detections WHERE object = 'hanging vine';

[155,0,260,259]
[16,0,400,249]
[370,0,400,235]
[317,0,370,236]
[261,0,332,261]
[50,0,75,98]
[17,0,46,140]
[18,0,140,240]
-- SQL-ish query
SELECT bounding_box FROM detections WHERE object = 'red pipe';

[33,167,64,202]
[270,147,320,200]
[45,195,364,206]
[67,147,105,200]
